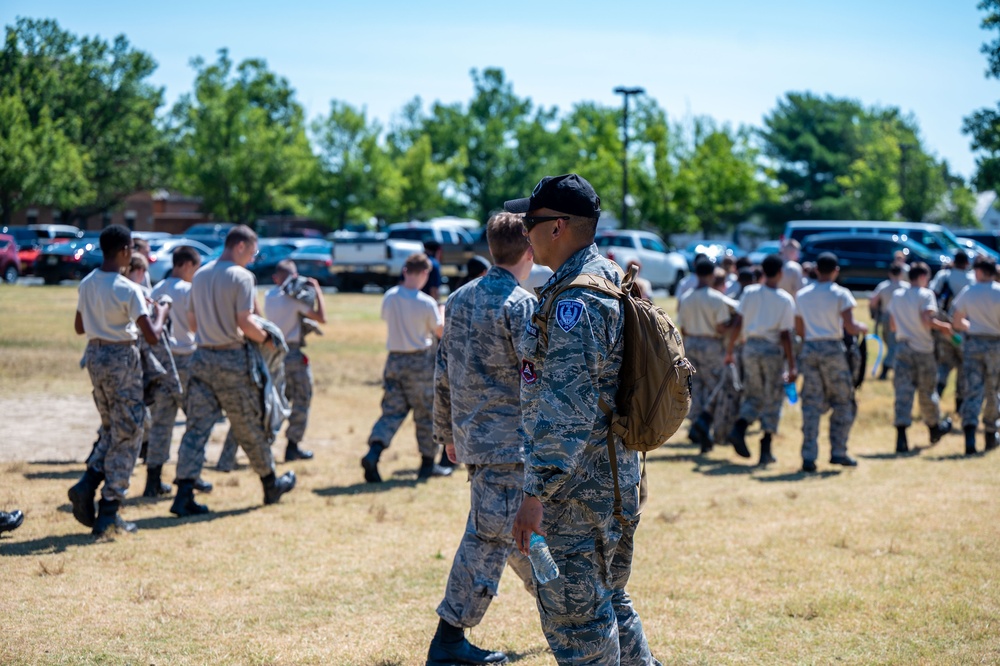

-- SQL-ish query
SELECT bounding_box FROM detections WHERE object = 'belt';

[966,334,1000,341]
[89,338,136,347]
[200,342,245,351]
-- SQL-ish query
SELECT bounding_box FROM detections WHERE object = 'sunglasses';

[522,215,569,233]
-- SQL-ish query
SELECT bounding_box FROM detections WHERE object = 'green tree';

[169,50,314,224]
[963,0,1000,192]
[0,18,163,224]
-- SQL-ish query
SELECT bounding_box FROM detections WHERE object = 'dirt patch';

[1,394,100,462]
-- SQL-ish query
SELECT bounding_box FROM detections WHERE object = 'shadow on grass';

[754,469,842,482]
[507,646,551,662]
[28,460,86,466]
[694,458,756,476]
[24,470,83,480]
[1,506,258,557]
[313,478,419,497]
[921,452,982,462]
[858,451,921,460]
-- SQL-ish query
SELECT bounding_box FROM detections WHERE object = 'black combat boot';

[964,425,978,456]
[955,398,963,417]
[262,471,297,505]
[285,441,314,462]
[193,477,213,493]
[929,418,952,445]
[68,467,105,528]
[690,412,713,452]
[985,431,999,452]
[726,419,751,458]
[895,426,909,454]
[361,441,385,483]
[418,456,454,481]
[170,479,209,517]
[426,618,507,665]
[142,466,172,498]
[92,499,137,537]
[758,433,776,466]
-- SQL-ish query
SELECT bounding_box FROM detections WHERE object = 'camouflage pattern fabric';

[369,349,436,459]
[284,345,312,444]
[433,265,535,465]
[708,363,742,445]
[799,339,856,462]
[959,336,1000,430]
[436,463,535,628]
[893,344,942,428]
[739,337,785,434]
[85,342,144,502]
[519,244,656,665]
[684,335,726,419]
[879,314,898,371]
[147,352,192,467]
[934,329,964,407]
[175,348,276,480]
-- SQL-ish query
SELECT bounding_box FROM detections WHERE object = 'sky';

[2,1,996,180]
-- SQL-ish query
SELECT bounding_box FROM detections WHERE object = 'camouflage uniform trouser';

[799,340,856,463]
[685,336,725,419]
[536,496,660,666]
[284,346,312,444]
[368,349,436,459]
[85,342,144,502]
[147,352,193,467]
[935,333,964,407]
[893,344,942,428]
[880,314,898,370]
[175,348,275,480]
[437,463,535,628]
[739,338,785,434]
[959,336,1000,431]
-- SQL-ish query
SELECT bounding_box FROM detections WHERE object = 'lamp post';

[614,86,644,228]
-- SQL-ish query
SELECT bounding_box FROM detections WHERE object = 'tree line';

[0,16,989,237]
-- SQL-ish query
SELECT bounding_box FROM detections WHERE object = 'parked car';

[784,221,969,262]
[145,239,214,284]
[180,222,235,249]
[953,229,1000,253]
[680,240,740,269]
[330,231,423,292]
[956,236,1000,261]
[1,224,81,275]
[595,230,689,293]
[287,246,337,287]
[748,240,783,265]
[34,238,104,284]
[798,232,948,289]
[385,222,475,276]
[248,238,331,284]
[0,234,22,283]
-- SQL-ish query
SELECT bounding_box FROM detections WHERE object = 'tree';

[169,50,314,224]
[0,18,163,223]
[964,1,1000,192]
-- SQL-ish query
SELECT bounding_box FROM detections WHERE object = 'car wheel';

[3,265,17,284]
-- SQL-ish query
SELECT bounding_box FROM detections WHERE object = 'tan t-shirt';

[888,286,937,354]
[952,281,1000,336]
[676,286,738,337]
[381,285,442,352]
[738,284,796,345]
[779,261,804,299]
[190,260,256,347]
[77,269,149,341]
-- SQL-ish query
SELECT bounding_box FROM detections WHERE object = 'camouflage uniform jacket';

[434,266,537,465]
[518,244,641,508]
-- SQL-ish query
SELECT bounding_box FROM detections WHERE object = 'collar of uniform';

[484,264,518,286]
[537,243,600,297]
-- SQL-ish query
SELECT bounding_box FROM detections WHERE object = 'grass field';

[0,284,997,665]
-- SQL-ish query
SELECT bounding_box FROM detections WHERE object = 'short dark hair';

[224,224,258,249]
[889,264,903,277]
[974,256,997,276]
[738,268,756,288]
[761,254,784,278]
[953,251,969,268]
[172,246,201,269]
[99,225,132,257]
[816,252,839,275]
[908,262,930,281]
[695,258,715,278]
[735,256,752,270]
[274,259,296,278]
[424,240,441,255]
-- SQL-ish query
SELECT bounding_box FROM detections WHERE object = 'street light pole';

[614,86,644,228]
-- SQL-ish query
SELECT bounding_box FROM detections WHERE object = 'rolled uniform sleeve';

[522,291,610,501]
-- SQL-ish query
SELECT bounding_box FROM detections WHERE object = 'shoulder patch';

[526,319,539,338]
[520,359,537,384]
[554,299,585,333]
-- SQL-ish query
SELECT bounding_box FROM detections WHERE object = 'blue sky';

[3,1,995,180]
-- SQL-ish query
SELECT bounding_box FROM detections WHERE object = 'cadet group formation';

[1,173,996,666]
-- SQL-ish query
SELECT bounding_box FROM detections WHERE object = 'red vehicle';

[1,225,81,275]
[0,234,22,283]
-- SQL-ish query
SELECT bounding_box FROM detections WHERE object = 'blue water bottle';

[784,381,798,405]
[528,533,559,584]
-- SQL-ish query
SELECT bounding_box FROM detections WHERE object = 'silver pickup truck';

[329,231,424,292]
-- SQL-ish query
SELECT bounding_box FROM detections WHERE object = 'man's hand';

[444,443,457,464]
[784,368,797,384]
[306,277,321,289]
[512,495,545,556]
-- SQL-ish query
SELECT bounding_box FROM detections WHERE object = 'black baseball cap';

[504,174,601,219]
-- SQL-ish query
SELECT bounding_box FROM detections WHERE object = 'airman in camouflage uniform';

[68,225,169,537]
[887,263,953,453]
[951,256,1000,455]
[794,252,868,472]
[509,175,661,666]
[426,212,538,666]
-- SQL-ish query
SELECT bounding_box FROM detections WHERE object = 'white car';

[146,238,214,284]
[596,230,688,294]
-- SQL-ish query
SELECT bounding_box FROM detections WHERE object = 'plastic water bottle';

[951,333,963,347]
[528,533,559,584]
[784,381,798,405]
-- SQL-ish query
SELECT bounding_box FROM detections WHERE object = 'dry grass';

[0,284,998,665]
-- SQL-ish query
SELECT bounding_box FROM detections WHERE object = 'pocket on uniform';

[471,473,519,541]
[535,536,599,621]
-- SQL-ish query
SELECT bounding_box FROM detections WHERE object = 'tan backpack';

[533,264,695,522]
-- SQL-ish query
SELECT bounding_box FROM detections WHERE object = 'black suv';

[799,233,948,289]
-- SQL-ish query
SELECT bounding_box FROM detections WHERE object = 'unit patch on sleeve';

[554,299,585,333]
[520,359,537,384]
